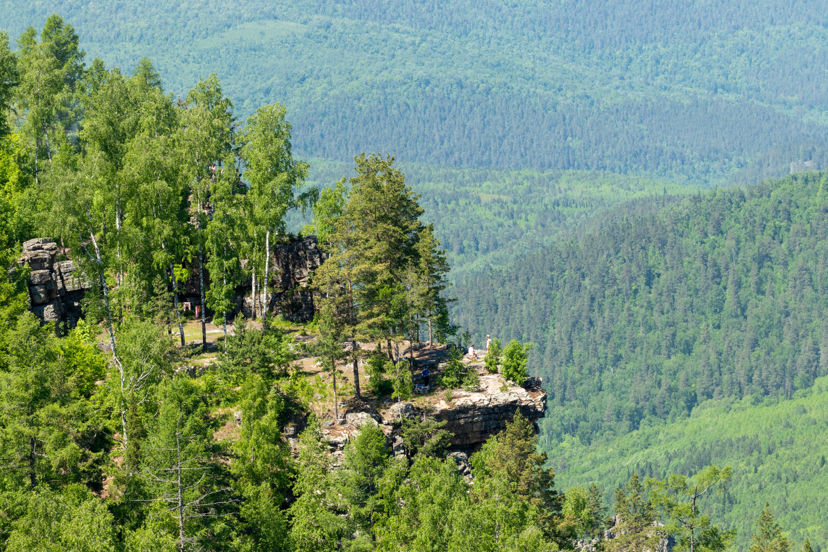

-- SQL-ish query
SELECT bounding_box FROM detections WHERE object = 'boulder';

[26,251,52,271]
[29,285,51,305]
[29,270,52,285]
[385,402,416,424]
[19,239,94,327]
[345,412,379,428]
[32,300,63,323]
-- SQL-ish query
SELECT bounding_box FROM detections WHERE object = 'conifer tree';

[647,465,735,552]
[309,306,348,422]
[142,378,233,552]
[607,473,660,552]
[288,421,348,552]
[415,223,452,345]
[748,503,791,552]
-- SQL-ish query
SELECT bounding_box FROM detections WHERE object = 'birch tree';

[180,74,235,347]
[238,103,308,332]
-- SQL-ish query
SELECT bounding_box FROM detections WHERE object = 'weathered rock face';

[315,373,547,466]
[380,374,546,453]
[177,235,326,322]
[577,516,675,552]
[19,238,92,327]
[20,235,327,325]
[424,375,546,451]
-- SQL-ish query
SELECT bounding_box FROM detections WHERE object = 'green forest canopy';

[0,9,823,551]
[3,0,828,184]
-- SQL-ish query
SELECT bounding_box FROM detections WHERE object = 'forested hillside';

[553,376,828,549]
[4,0,828,184]
[456,172,828,448]
[296,161,690,279]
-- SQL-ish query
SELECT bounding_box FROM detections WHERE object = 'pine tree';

[647,465,735,552]
[748,503,791,552]
[308,306,348,422]
[288,422,348,552]
[607,474,660,552]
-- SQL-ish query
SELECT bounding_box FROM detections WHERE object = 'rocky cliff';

[18,238,92,326]
[314,371,547,466]
[20,235,326,326]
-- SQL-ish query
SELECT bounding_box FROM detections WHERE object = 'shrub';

[484,338,502,373]
[390,359,414,403]
[502,340,533,385]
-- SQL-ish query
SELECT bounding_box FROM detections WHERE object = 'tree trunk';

[223,244,228,351]
[42,123,52,163]
[333,369,339,423]
[352,344,361,400]
[87,231,126,448]
[176,426,186,552]
[29,434,36,489]
[251,271,257,321]
[262,229,270,333]
[170,264,186,347]
[33,138,38,185]
[198,202,206,347]
[428,317,433,346]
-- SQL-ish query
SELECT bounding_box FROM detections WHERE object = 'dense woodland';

[457,172,828,445]
[4,0,828,185]
[0,10,822,552]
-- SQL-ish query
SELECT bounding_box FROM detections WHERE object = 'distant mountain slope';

[4,1,828,183]
[554,376,828,551]
[455,171,828,445]
[295,161,692,279]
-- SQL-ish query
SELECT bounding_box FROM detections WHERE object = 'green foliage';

[552,377,828,550]
[462,366,480,392]
[303,177,347,248]
[749,504,791,552]
[401,416,452,459]
[501,340,532,385]
[461,172,828,448]
[337,423,391,534]
[607,474,659,552]
[12,0,828,193]
[647,465,736,552]
[60,318,107,399]
[288,421,348,552]
[0,313,99,489]
[390,359,413,403]
[218,315,296,384]
[438,347,466,389]
[5,486,117,552]
[365,351,388,396]
[484,338,502,373]
[560,484,606,541]
[232,374,293,551]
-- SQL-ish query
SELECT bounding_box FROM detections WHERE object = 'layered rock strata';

[20,235,327,325]
[316,373,547,464]
[19,238,92,326]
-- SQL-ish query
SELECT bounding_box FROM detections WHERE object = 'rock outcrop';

[19,235,327,325]
[19,238,92,326]
[316,372,547,465]
[239,235,326,322]
[417,374,546,450]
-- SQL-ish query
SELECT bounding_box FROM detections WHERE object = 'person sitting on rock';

[468,344,477,359]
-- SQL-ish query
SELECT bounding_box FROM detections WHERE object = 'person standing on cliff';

[486,335,491,350]
[422,367,430,387]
